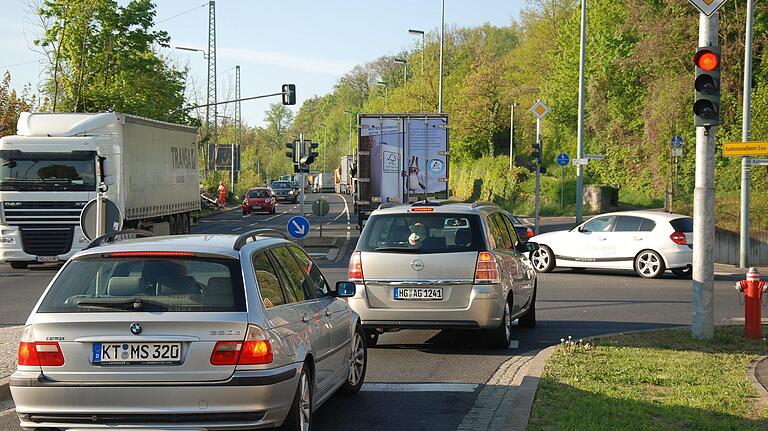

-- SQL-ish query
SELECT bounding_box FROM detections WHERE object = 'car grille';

[4,201,84,226]
[20,227,74,256]
[23,411,266,425]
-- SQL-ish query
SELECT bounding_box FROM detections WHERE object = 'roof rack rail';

[470,201,495,209]
[83,229,155,251]
[234,229,290,251]
[411,200,441,207]
[378,202,403,210]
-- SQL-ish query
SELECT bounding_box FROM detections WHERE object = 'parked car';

[9,230,367,430]
[528,211,693,279]
[271,180,298,203]
[508,214,534,243]
[242,187,276,215]
[347,201,538,348]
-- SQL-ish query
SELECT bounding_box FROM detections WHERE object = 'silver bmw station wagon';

[10,229,366,431]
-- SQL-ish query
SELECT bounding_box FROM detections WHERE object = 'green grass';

[528,326,768,431]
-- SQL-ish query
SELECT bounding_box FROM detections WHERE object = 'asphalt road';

[0,195,752,430]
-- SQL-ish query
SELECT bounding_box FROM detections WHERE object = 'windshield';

[247,189,270,198]
[0,157,96,191]
[358,213,485,254]
[37,257,246,313]
[272,181,291,189]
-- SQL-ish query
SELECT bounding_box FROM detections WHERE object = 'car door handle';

[597,237,607,241]
[632,236,643,240]
[301,314,309,323]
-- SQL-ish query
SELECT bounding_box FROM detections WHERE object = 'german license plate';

[36,256,58,263]
[92,343,181,365]
[393,287,443,300]
[252,205,262,209]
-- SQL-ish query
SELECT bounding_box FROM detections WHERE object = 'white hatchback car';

[529,211,693,279]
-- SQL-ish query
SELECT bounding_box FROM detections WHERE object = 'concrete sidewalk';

[0,326,22,380]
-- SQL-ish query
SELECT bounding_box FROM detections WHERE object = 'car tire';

[168,214,178,235]
[487,298,513,348]
[10,262,28,270]
[517,284,536,328]
[671,265,692,279]
[281,365,312,431]
[339,325,367,395]
[530,245,555,273]
[364,330,379,347]
[181,213,190,234]
[242,209,248,216]
[634,250,666,279]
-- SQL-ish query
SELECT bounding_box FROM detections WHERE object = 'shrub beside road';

[528,327,768,430]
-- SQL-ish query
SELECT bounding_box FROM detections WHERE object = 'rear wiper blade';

[374,246,417,252]
[75,297,167,311]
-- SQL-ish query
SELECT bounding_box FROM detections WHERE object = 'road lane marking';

[265,207,293,221]
[361,383,478,393]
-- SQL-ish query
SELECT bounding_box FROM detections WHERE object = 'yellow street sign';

[687,0,727,16]
[723,142,768,157]
[530,100,550,120]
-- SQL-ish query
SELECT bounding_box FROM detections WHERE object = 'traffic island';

[527,326,768,430]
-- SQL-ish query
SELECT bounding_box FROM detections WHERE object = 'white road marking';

[232,227,243,232]
[361,383,478,393]
[333,193,350,222]
[265,207,293,221]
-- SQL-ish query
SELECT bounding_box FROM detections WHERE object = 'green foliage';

[0,72,39,137]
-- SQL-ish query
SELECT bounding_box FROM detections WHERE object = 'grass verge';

[528,326,768,431]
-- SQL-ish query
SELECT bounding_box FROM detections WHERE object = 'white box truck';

[336,155,353,194]
[0,112,200,268]
[313,173,334,193]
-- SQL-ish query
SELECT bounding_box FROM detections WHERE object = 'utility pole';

[575,0,587,225]
[207,0,217,172]
[320,124,328,172]
[438,0,445,113]
[299,133,306,222]
[692,11,719,340]
[509,102,517,170]
[740,0,754,269]
[233,64,241,195]
[408,29,425,112]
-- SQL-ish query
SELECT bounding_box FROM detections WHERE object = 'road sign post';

[670,136,684,211]
[530,100,550,235]
[556,153,570,210]
[741,0,755,269]
[313,198,329,238]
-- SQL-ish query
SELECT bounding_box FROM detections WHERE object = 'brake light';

[526,228,534,238]
[474,251,500,284]
[670,232,687,245]
[411,207,434,212]
[108,251,196,258]
[348,251,364,281]
[18,327,64,367]
[210,326,272,366]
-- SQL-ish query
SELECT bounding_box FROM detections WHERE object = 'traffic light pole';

[740,0,755,269]
[574,0,587,226]
[534,118,542,235]
[692,12,718,340]
[299,134,306,246]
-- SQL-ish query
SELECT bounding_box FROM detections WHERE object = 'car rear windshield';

[248,189,270,198]
[670,217,693,233]
[272,182,290,188]
[358,213,485,254]
[37,257,246,313]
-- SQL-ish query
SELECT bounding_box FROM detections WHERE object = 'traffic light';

[285,142,297,162]
[301,141,319,166]
[282,84,296,105]
[693,47,720,127]
[531,143,542,164]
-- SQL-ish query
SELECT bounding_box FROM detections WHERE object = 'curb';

[747,355,768,402]
[503,346,557,431]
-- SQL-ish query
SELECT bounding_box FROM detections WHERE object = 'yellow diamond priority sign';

[530,100,550,120]
[688,0,728,17]
[723,142,768,157]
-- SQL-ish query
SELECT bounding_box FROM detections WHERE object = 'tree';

[0,72,38,137]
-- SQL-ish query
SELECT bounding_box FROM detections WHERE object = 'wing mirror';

[334,281,356,298]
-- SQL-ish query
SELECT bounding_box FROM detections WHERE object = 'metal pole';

[692,12,718,340]
[509,103,515,170]
[347,112,353,155]
[534,118,542,235]
[95,191,104,237]
[299,133,306,246]
[323,126,327,172]
[575,0,587,225]
[438,0,445,113]
[740,0,754,269]
[561,166,565,210]
[421,33,425,113]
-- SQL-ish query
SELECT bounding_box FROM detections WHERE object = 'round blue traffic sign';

[287,216,310,239]
[556,153,570,167]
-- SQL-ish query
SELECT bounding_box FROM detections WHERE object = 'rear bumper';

[347,284,504,330]
[10,364,300,430]
[662,246,693,269]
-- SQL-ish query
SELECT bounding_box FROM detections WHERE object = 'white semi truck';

[0,112,200,268]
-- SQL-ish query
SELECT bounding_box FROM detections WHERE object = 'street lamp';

[377,81,388,110]
[438,0,445,113]
[175,46,209,59]
[319,123,328,172]
[177,46,214,172]
[394,58,408,84]
[344,110,354,156]
[510,102,517,170]
[408,29,425,113]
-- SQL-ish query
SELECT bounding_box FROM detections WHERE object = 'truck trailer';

[0,112,200,268]
[355,114,449,228]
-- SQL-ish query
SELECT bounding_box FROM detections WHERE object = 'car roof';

[592,210,691,221]
[72,234,289,260]
[370,201,499,216]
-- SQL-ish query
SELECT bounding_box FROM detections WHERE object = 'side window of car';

[582,216,616,233]
[614,216,644,232]
[289,246,329,298]
[251,251,287,309]
[486,214,501,249]
[271,246,314,302]
[491,213,514,250]
[639,218,656,232]
[501,214,522,249]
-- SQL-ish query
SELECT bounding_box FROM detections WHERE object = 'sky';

[0,0,526,127]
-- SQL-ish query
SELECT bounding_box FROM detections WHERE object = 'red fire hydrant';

[736,267,767,339]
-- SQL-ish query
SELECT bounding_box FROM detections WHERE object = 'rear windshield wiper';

[76,297,168,311]
[374,246,418,252]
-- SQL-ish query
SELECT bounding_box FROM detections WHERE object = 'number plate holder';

[393,287,444,301]
[92,342,182,365]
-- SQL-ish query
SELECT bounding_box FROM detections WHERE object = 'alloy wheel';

[299,371,311,431]
[349,331,365,386]
[637,252,661,277]
[504,302,511,342]
[531,249,550,271]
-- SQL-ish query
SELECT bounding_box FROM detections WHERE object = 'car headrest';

[206,277,231,295]
[455,228,472,246]
[107,277,145,297]
[157,276,198,295]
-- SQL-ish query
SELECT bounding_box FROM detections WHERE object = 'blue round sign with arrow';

[287,216,310,239]
[556,153,570,167]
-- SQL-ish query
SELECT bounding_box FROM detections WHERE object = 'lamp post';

[438,0,445,113]
[344,110,354,156]
[408,29,425,113]
[176,46,213,172]
[394,58,408,84]
[216,114,234,193]
[377,81,388,110]
[510,102,517,170]
[320,123,328,172]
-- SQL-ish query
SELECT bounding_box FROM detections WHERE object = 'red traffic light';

[694,50,719,72]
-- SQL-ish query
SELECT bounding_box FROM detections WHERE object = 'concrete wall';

[714,228,768,266]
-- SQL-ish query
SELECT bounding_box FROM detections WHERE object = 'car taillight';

[526,228,534,238]
[348,251,364,281]
[18,326,64,367]
[474,251,500,284]
[210,325,272,366]
[670,232,687,245]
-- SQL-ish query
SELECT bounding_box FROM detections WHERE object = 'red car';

[242,188,276,215]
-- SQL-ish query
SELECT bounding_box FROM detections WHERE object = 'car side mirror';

[525,242,540,253]
[334,281,356,298]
